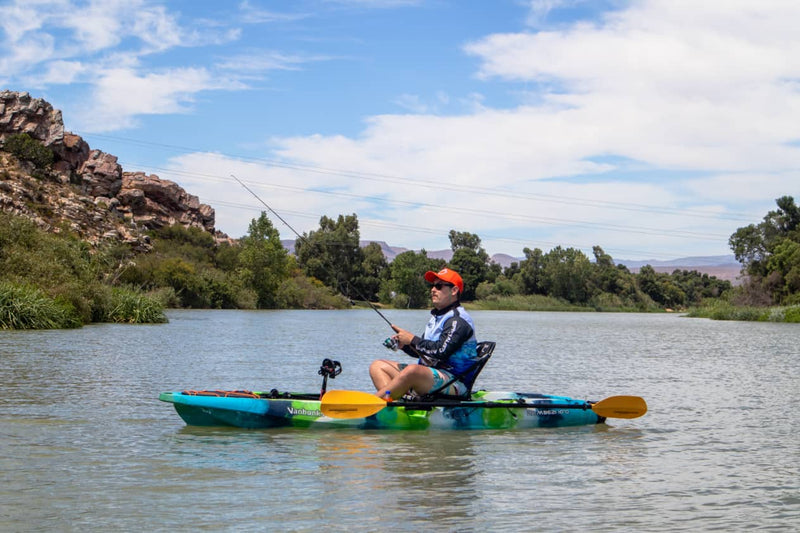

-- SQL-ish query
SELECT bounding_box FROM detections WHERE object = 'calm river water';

[1,310,798,531]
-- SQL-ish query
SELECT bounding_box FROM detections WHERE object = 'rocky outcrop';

[0,90,218,249]
[0,90,64,149]
[80,150,123,198]
[54,132,90,175]
[119,171,214,231]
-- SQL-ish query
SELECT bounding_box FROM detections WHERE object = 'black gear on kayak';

[318,358,342,379]
[318,358,342,400]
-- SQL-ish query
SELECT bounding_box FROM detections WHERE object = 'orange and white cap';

[424,268,464,294]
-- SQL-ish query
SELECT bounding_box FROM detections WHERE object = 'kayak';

[160,352,646,430]
[158,389,646,430]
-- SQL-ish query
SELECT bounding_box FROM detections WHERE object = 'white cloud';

[524,0,582,28]
[5,0,797,258]
[1,0,250,130]
[323,0,424,7]
[190,0,798,257]
[237,1,310,24]
[216,51,321,74]
[393,94,430,114]
[75,67,242,132]
[30,60,86,86]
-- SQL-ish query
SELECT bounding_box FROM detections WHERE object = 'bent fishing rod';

[231,174,396,330]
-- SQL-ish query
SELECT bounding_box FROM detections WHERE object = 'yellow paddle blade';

[320,390,387,419]
[591,395,647,419]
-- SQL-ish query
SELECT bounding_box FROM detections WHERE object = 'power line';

[83,132,759,223]
[213,199,719,260]
[126,163,732,242]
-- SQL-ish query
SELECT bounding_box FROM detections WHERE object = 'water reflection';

[2,310,799,531]
[305,431,480,528]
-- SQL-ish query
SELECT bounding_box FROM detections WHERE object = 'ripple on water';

[1,310,798,531]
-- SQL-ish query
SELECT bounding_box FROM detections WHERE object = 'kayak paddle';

[320,390,647,420]
[320,389,388,418]
[591,395,648,419]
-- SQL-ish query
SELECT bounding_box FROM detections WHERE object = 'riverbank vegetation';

[0,212,169,328]
[2,196,797,328]
[685,302,800,323]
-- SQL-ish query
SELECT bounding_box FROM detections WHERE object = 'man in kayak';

[369,267,479,400]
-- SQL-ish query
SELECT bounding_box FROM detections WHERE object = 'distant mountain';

[280,239,741,282]
[616,255,738,268]
[617,255,742,284]
[282,239,739,276]
[489,253,521,267]
[282,239,455,261]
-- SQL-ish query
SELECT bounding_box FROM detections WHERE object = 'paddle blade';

[592,396,647,419]
[321,390,387,419]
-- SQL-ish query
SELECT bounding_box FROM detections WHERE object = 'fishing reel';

[383,337,398,351]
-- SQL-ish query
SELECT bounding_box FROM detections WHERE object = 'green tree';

[153,257,204,307]
[540,246,593,303]
[295,214,362,299]
[765,239,800,303]
[729,195,800,303]
[669,269,731,305]
[448,230,490,300]
[637,265,688,308]
[448,230,482,251]
[517,247,545,295]
[238,212,289,308]
[589,246,641,302]
[355,241,389,302]
[383,250,445,308]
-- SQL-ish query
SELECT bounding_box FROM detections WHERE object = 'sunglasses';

[431,281,454,290]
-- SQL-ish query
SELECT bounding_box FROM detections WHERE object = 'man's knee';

[370,359,396,375]
[400,364,431,379]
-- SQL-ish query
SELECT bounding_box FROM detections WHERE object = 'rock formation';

[0,90,217,251]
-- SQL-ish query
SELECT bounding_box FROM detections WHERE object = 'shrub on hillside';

[2,133,54,170]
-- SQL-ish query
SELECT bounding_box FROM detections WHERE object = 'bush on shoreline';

[0,282,82,329]
[686,302,800,322]
[468,294,598,312]
[0,212,167,329]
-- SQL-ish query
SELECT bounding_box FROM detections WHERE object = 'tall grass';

[0,212,168,328]
[467,294,591,312]
[104,287,168,324]
[0,282,81,329]
[686,302,800,322]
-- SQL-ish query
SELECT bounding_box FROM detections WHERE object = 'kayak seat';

[422,340,496,401]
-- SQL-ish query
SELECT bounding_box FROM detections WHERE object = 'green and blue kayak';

[159,389,646,430]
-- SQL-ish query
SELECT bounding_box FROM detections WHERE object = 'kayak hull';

[159,390,605,430]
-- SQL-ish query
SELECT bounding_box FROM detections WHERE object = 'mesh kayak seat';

[422,340,496,401]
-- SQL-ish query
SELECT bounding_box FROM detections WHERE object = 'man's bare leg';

[378,364,435,400]
[369,359,401,392]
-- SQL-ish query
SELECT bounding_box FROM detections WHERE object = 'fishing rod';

[231,174,396,330]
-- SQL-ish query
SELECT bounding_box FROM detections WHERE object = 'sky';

[1,0,798,261]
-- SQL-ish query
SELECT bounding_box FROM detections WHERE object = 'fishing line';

[231,174,396,331]
[234,174,458,368]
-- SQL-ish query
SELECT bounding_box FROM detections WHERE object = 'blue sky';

[2,0,798,261]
